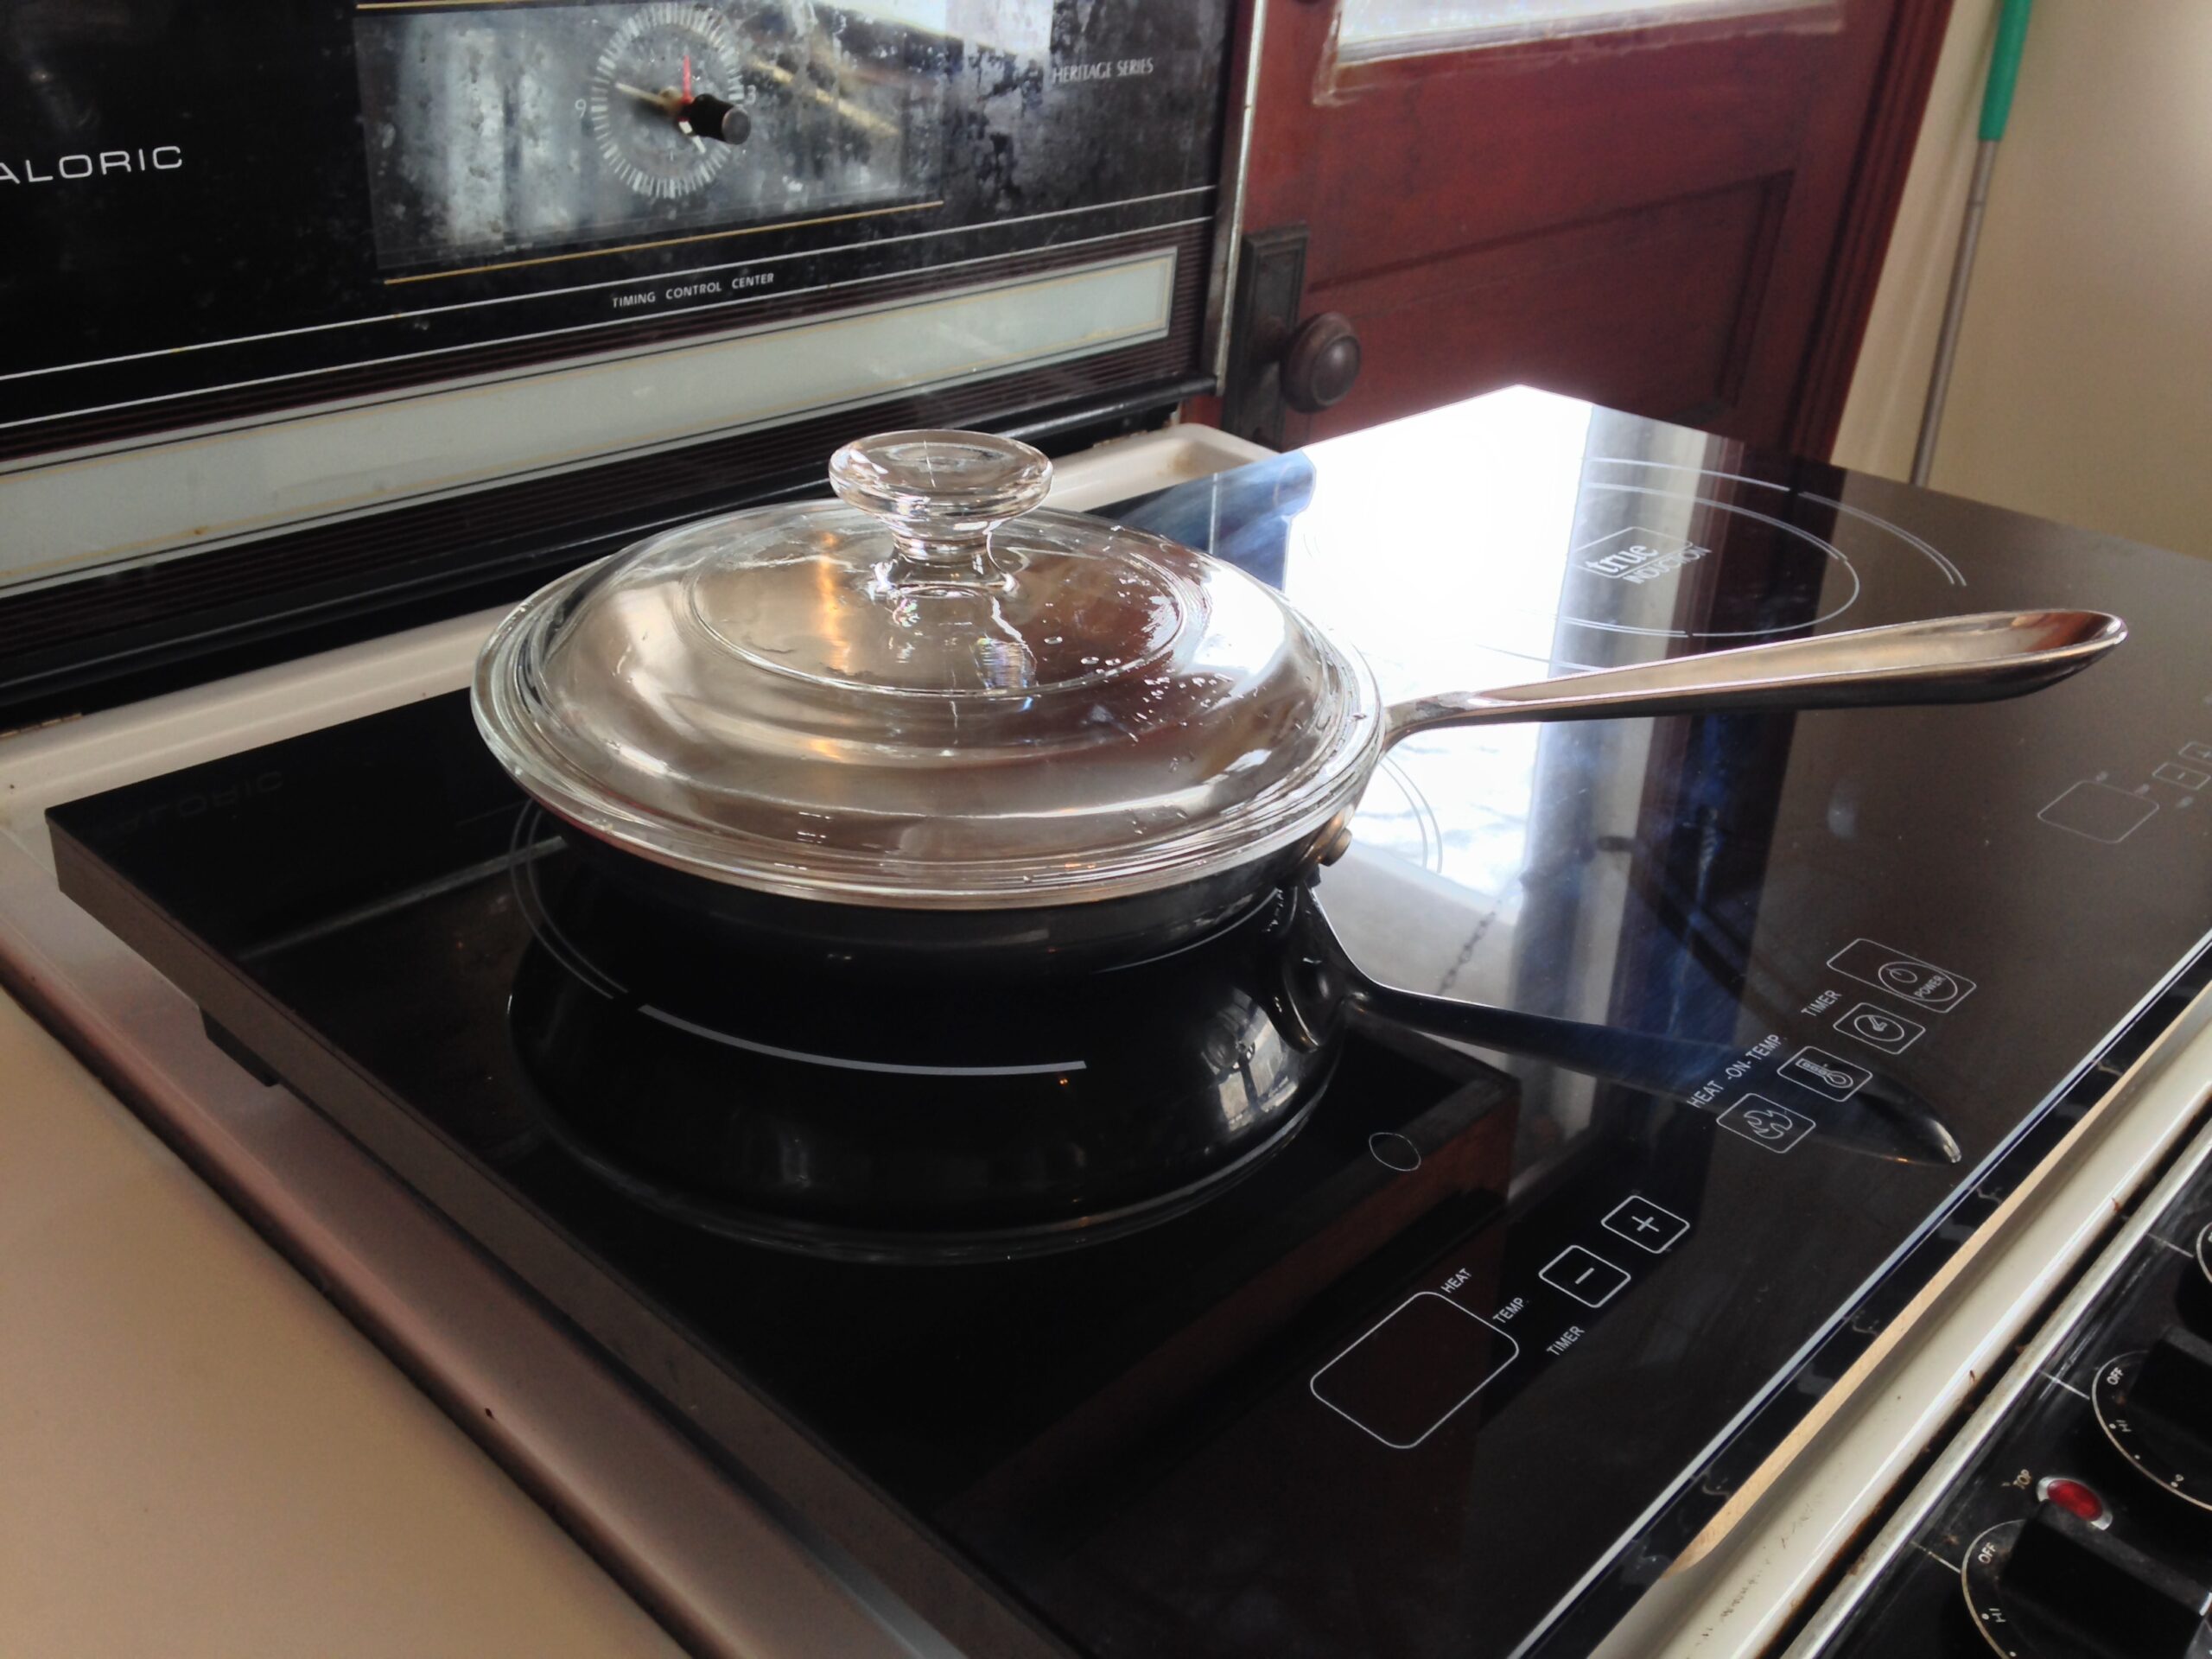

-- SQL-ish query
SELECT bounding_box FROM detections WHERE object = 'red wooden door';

[1227,0,1948,453]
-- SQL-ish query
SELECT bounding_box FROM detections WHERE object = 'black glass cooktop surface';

[49,391,2212,1658]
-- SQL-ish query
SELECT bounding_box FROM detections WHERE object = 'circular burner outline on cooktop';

[1590,460,1969,582]
[1567,457,1969,642]
[506,807,1091,1078]
[1794,493,1966,587]
[498,808,1338,1262]
[1573,480,1863,639]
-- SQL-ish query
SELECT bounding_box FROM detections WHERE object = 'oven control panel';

[0,1,1234,721]
[0,1,1229,449]
[1806,1111,2212,1658]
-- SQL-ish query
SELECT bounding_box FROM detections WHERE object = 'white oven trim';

[0,249,1182,598]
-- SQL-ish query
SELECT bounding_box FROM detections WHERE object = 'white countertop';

[0,989,683,1658]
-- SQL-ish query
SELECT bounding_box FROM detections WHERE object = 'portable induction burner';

[41,391,2212,1659]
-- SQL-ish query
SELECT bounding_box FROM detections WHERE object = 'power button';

[1827,938,1975,1013]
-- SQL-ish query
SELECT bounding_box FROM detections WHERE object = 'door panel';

[1319,175,1789,432]
[1232,0,1948,450]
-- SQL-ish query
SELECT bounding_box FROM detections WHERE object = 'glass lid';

[473,431,1382,908]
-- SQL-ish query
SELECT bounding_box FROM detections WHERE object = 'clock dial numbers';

[585,3,747,200]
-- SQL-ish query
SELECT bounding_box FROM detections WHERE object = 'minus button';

[1540,1245,1630,1308]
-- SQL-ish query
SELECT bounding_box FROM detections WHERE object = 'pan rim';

[473,556,1389,912]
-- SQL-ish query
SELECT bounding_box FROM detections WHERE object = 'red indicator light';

[2037,1476,2107,1524]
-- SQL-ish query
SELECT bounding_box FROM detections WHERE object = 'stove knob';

[2095,1326,2212,1507]
[1995,1506,2212,1658]
[2134,1328,2212,1458]
[2175,1223,2212,1331]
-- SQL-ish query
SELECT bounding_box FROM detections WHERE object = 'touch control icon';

[1779,1044,1872,1103]
[1540,1245,1630,1308]
[1827,938,1975,1013]
[1368,1131,1421,1172]
[1310,1293,1517,1449]
[1834,1001,1925,1054]
[2038,779,2157,844]
[1602,1196,1688,1255]
[1716,1094,1815,1154]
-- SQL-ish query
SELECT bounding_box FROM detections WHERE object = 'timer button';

[2001,1506,2212,1658]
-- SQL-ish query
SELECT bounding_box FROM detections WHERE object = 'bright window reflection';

[1287,391,1593,911]
[1338,0,1819,62]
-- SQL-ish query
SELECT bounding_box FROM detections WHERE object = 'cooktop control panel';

[1807,1106,2212,1659]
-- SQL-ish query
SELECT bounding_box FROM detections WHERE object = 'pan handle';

[1382,609,2124,747]
[1286,892,1961,1166]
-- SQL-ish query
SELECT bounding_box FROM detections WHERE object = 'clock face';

[585,3,747,199]
[353,0,945,273]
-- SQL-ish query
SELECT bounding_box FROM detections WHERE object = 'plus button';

[1601,1195,1689,1255]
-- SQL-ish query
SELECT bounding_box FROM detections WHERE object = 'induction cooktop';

[48,391,2212,1658]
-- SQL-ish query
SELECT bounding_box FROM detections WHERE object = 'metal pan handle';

[1383,609,2125,747]
[1283,893,1963,1166]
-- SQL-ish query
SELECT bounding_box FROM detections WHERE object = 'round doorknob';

[1280,312,1362,413]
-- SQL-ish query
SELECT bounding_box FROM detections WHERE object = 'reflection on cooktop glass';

[48,391,2212,1658]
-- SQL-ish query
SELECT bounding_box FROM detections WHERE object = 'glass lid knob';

[828,429,1052,566]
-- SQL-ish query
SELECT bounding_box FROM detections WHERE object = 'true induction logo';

[1576,524,1711,585]
[0,145,182,184]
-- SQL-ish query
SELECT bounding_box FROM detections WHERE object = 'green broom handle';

[1913,0,2035,484]
[1980,0,2034,142]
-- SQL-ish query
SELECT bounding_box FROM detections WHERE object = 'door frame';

[1200,0,1956,460]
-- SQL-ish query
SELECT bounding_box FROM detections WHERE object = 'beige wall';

[1834,0,2212,559]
